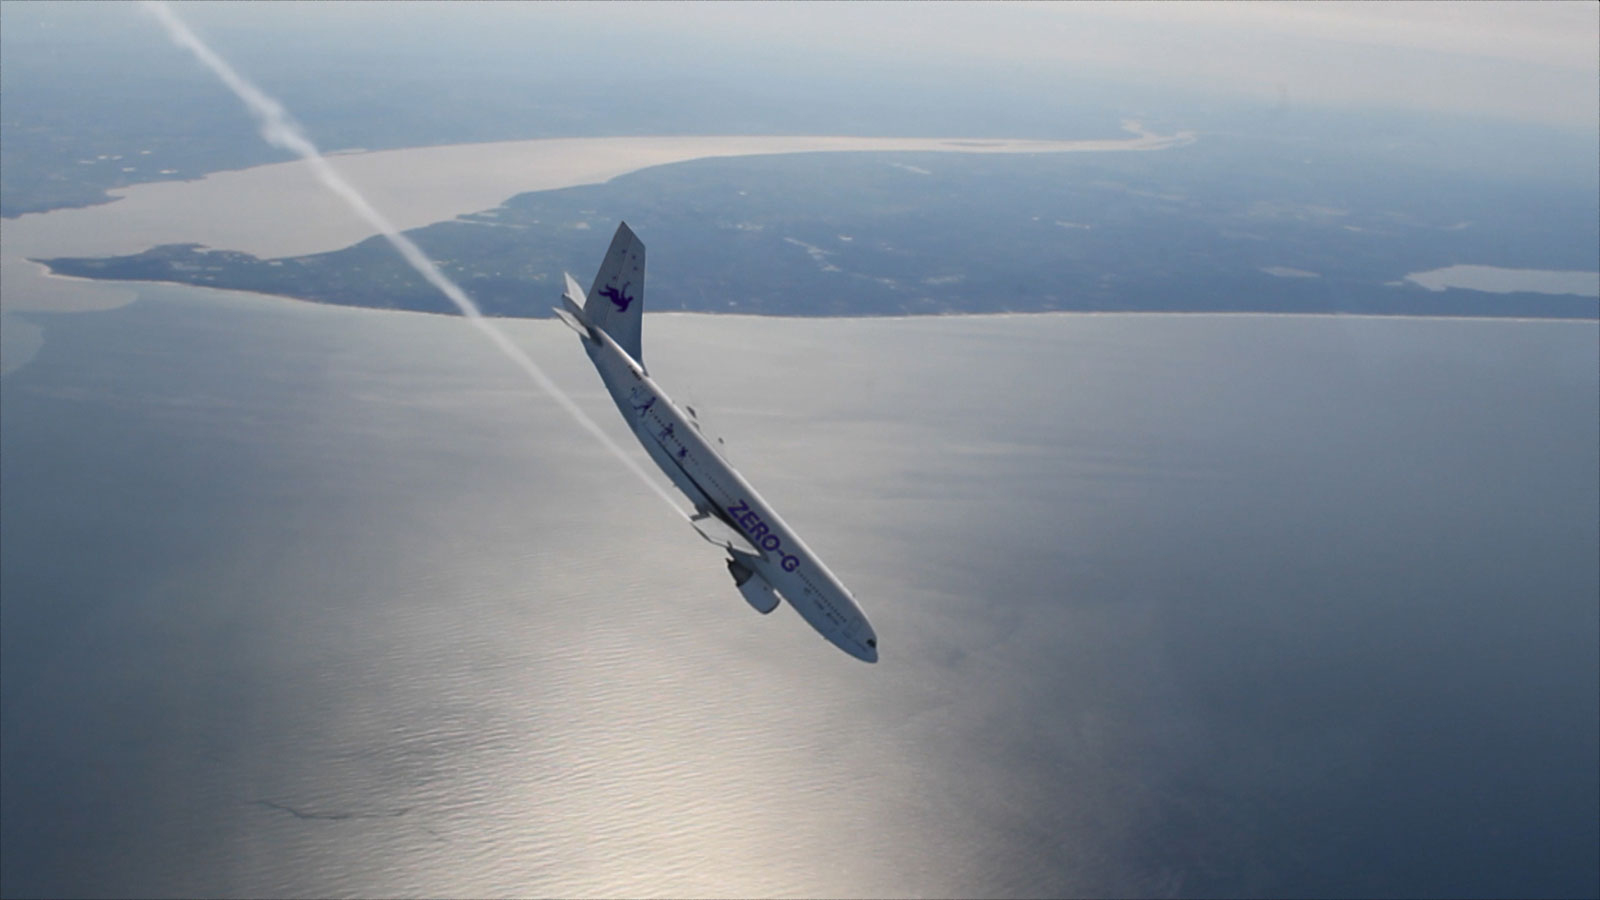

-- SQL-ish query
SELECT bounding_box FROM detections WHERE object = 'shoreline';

[2,128,1195,263]
[5,127,1594,377]
[0,128,1194,321]
[8,269,1590,378]
[22,266,1600,327]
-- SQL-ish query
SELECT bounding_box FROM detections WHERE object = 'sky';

[6,2,1595,137]
[184,0,1597,133]
[623,0,1600,130]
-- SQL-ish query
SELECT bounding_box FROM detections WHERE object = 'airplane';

[553,222,879,663]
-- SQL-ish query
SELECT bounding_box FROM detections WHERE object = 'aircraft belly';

[642,434,713,509]
[773,571,852,634]
[589,330,872,654]
[660,424,868,644]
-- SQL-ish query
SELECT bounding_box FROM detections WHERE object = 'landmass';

[33,146,1600,320]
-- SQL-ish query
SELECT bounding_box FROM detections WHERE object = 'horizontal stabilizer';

[555,273,597,338]
[691,510,761,557]
[562,271,586,307]
[553,305,589,337]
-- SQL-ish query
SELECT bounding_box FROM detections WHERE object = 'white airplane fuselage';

[578,325,879,663]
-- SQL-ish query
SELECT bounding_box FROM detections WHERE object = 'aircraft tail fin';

[582,222,645,364]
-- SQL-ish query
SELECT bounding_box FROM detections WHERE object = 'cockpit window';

[866,638,876,648]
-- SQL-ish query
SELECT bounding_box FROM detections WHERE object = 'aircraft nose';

[859,635,878,664]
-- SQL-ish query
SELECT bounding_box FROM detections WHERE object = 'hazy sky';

[414,0,1600,132]
[10,1,1595,135]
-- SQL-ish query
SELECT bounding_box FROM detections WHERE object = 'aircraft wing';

[689,510,762,557]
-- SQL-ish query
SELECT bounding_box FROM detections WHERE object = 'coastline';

[0,127,1193,323]
[2,128,1192,265]
[0,128,1194,374]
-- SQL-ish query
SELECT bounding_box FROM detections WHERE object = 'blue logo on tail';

[599,282,635,312]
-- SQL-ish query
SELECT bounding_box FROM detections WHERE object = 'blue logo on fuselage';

[599,283,635,312]
[726,499,800,572]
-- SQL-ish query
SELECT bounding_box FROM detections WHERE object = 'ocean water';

[2,289,1596,898]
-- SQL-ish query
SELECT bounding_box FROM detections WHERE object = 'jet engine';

[727,558,779,614]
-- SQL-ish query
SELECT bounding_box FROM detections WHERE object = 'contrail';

[140,1,687,520]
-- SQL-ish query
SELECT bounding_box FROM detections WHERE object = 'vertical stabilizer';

[583,222,646,364]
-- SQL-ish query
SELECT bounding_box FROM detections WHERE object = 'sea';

[2,282,1596,898]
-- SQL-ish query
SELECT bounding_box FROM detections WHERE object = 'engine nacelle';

[727,558,779,614]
